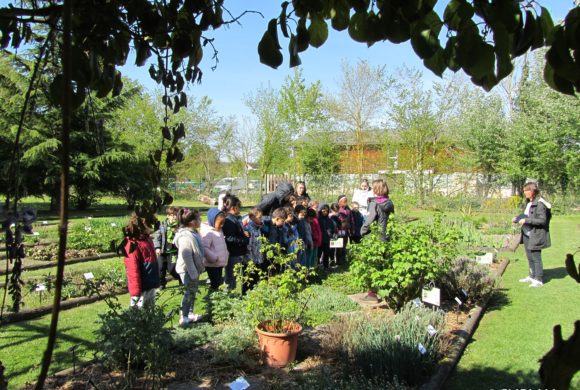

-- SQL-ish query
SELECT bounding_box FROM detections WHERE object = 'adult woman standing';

[361,179,395,242]
[513,182,552,288]
[174,208,205,326]
[222,195,249,290]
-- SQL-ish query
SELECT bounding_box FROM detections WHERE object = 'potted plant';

[237,239,312,367]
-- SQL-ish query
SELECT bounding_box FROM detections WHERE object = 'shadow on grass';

[485,288,511,313]
[543,266,569,284]
[447,365,540,390]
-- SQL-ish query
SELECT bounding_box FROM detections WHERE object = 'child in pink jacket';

[200,208,229,291]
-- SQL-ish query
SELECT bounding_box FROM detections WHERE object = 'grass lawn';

[0,280,203,389]
[447,214,580,389]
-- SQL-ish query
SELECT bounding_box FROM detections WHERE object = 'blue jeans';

[225,255,244,290]
[179,273,199,317]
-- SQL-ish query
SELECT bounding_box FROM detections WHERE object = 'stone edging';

[421,258,510,390]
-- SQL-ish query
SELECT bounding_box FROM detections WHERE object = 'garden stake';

[68,344,79,374]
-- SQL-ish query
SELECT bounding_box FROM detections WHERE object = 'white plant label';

[421,287,441,307]
[228,376,250,390]
[110,223,117,227]
[35,284,47,292]
[427,324,438,336]
[412,297,423,307]
[42,221,48,225]
[454,297,463,305]
[475,253,493,265]
[84,272,94,280]
[87,217,93,220]
[33,232,40,236]
[461,288,468,298]
[418,343,427,355]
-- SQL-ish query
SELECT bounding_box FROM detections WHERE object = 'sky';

[0,0,574,120]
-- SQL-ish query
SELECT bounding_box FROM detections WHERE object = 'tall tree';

[328,59,391,175]
[385,67,450,205]
[245,86,292,180]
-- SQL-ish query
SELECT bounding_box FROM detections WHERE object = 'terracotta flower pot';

[255,320,303,368]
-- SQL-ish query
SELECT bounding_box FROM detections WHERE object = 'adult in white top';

[352,178,372,217]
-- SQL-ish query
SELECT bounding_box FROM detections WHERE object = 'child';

[153,206,178,289]
[307,207,322,268]
[317,204,336,269]
[284,206,299,261]
[200,208,228,291]
[295,205,313,268]
[222,195,249,290]
[351,201,364,244]
[329,203,342,267]
[174,208,205,326]
[122,213,160,308]
[243,207,265,292]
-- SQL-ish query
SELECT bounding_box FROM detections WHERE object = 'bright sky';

[1,0,574,120]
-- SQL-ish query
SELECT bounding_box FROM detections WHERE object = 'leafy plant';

[326,303,445,387]
[350,218,461,310]
[237,239,313,333]
[211,323,257,365]
[171,324,216,353]
[94,296,176,388]
[439,257,498,306]
[207,288,246,325]
[301,285,360,327]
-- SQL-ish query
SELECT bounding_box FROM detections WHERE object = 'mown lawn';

[447,214,580,389]
[0,281,198,389]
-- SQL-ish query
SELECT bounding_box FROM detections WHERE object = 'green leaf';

[280,1,289,38]
[411,21,439,59]
[540,7,555,45]
[288,34,302,67]
[349,11,368,43]
[258,19,283,69]
[296,18,310,52]
[492,23,513,79]
[467,42,495,79]
[511,11,535,57]
[443,0,473,31]
[308,14,328,48]
[331,0,350,31]
[544,62,575,95]
[423,48,446,77]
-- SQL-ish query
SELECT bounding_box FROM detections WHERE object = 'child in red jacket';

[122,213,160,308]
[307,208,322,268]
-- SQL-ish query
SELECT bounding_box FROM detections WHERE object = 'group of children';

[122,179,394,327]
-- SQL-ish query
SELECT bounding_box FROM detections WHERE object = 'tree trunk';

[35,0,71,388]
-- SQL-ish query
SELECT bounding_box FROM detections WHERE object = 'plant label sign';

[418,343,427,355]
[35,284,47,292]
[42,221,48,225]
[84,272,94,280]
[329,238,343,248]
[33,232,40,236]
[227,376,250,390]
[422,287,441,307]
[427,324,438,336]
[110,223,117,227]
[475,253,493,265]
[454,297,463,305]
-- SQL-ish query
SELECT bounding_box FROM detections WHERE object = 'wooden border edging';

[0,252,118,276]
[421,258,510,390]
[1,292,120,325]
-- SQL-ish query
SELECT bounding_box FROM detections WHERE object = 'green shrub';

[211,323,257,365]
[94,299,175,387]
[207,288,246,325]
[318,270,360,295]
[350,218,461,310]
[326,303,445,387]
[171,324,216,353]
[439,257,498,306]
[68,217,126,252]
[301,285,360,327]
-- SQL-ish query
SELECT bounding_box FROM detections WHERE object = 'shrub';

[325,303,445,387]
[171,324,216,353]
[349,217,461,310]
[301,285,360,327]
[318,270,360,295]
[207,288,246,325]
[95,299,175,387]
[211,323,257,365]
[439,257,498,306]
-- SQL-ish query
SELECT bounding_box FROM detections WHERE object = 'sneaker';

[179,316,191,327]
[529,280,544,288]
[188,313,202,322]
[519,276,533,283]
